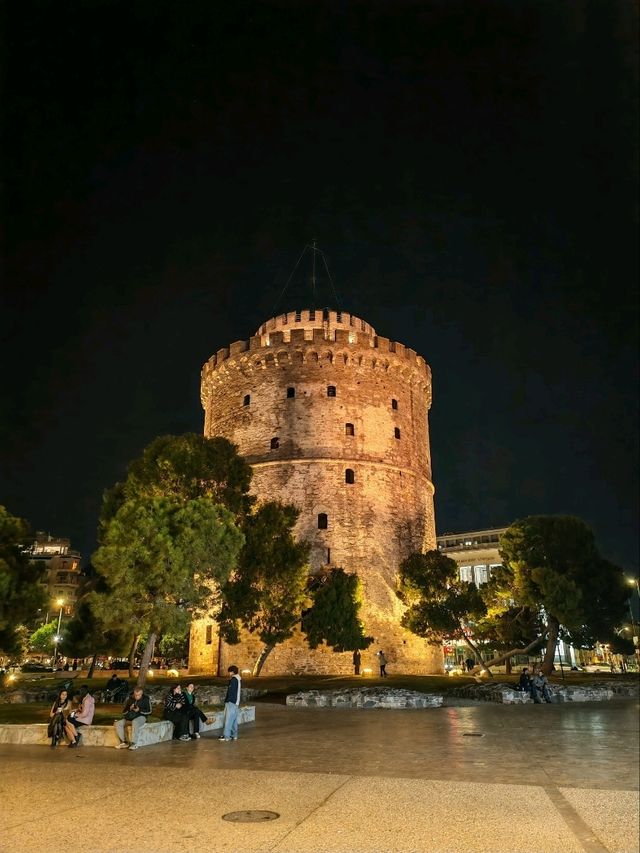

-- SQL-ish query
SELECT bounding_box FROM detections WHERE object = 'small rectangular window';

[287,387,295,398]
[309,310,316,321]
[295,311,301,322]
[345,469,355,484]
[205,625,213,645]
[394,427,401,439]
[326,547,331,564]
[270,437,280,449]
[345,423,355,436]
[337,311,342,322]
[391,399,398,410]
[243,394,251,407]
[318,513,328,529]
[327,386,336,397]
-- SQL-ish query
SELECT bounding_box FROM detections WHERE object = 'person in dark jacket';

[114,687,152,750]
[183,682,208,739]
[164,684,191,741]
[48,688,70,748]
[352,650,361,675]
[518,667,532,694]
[219,666,241,741]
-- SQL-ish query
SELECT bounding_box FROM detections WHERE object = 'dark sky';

[2,1,638,571]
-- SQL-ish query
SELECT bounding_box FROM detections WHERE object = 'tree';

[303,568,372,653]
[93,496,244,686]
[101,434,254,532]
[28,621,59,654]
[158,631,190,662]
[219,501,310,675]
[398,550,488,666]
[497,516,631,674]
[0,505,46,654]
[61,596,130,677]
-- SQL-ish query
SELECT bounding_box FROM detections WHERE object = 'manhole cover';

[222,810,280,823]
[463,733,484,737]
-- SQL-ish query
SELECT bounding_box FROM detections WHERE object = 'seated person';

[104,673,129,703]
[114,687,152,750]
[518,667,531,693]
[163,684,191,741]
[48,688,71,748]
[183,682,209,739]
[531,668,554,704]
[67,685,95,746]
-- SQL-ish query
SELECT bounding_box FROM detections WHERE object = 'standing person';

[48,688,70,748]
[164,684,191,741]
[219,666,241,742]
[114,687,152,750]
[465,657,475,672]
[183,682,208,739]
[67,685,95,747]
[376,650,388,677]
[352,650,361,676]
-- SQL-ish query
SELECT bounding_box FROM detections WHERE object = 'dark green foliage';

[100,434,253,536]
[61,597,129,659]
[0,505,46,654]
[398,550,487,643]
[303,568,372,652]
[497,515,632,670]
[219,501,310,674]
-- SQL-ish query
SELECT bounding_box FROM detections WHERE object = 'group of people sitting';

[518,666,554,703]
[48,684,95,747]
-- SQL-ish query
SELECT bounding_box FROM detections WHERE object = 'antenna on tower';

[271,242,343,314]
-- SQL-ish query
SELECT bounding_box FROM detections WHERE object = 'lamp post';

[626,578,639,668]
[53,598,64,668]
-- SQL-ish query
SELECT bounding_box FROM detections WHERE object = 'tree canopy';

[303,568,372,653]
[93,495,244,684]
[219,501,310,675]
[0,505,46,654]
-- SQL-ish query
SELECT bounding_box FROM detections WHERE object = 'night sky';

[2,1,638,571]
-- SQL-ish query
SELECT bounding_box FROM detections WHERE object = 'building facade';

[436,527,507,586]
[24,533,83,618]
[189,308,443,675]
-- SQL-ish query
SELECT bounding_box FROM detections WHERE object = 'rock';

[285,687,443,709]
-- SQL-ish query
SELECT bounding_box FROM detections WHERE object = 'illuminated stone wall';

[189,309,443,675]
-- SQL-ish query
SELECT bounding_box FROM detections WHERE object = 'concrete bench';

[0,706,255,748]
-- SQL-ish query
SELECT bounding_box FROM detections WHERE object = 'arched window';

[391,399,398,410]
[345,469,355,484]
[270,437,280,449]
[345,423,355,436]
[327,386,336,397]
[394,427,401,439]
[287,387,295,398]
[318,513,328,529]
[243,394,250,406]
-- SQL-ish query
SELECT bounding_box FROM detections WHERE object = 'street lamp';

[53,598,64,667]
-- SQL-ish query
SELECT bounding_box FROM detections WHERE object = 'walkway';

[0,699,637,852]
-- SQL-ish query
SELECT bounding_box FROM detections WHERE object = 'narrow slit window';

[309,309,316,320]
[243,394,251,407]
[345,469,355,484]
[295,311,301,322]
[282,313,288,324]
[394,427,401,439]
[327,385,336,397]
[326,548,331,564]
[345,423,355,436]
[323,308,329,321]
[337,311,342,322]
[318,513,328,529]
[391,399,398,410]
[287,387,295,398]
[270,437,280,449]
[205,625,213,645]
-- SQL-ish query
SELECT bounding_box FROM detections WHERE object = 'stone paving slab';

[559,788,640,853]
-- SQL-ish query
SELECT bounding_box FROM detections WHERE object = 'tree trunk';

[460,627,493,678]
[541,617,559,675]
[469,635,546,675]
[253,644,274,676]
[136,632,157,689]
[128,634,140,679]
[505,656,512,675]
[87,652,98,679]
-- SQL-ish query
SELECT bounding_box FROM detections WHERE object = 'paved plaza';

[0,698,638,853]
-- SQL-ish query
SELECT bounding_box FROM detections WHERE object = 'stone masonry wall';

[190,309,443,675]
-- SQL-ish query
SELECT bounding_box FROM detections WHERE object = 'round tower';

[190,308,443,675]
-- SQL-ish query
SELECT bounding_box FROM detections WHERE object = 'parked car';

[20,662,55,673]
[109,659,139,670]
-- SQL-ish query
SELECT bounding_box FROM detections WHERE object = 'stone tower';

[189,308,443,675]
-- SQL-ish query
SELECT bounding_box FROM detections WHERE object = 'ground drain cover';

[222,810,280,823]
[463,733,484,737]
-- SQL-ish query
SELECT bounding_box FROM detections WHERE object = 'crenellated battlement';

[202,314,430,394]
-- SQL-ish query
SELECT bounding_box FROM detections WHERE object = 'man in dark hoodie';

[219,665,241,742]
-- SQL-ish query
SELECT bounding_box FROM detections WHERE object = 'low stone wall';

[0,684,266,706]
[286,687,443,709]
[0,706,255,747]
[447,682,618,704]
